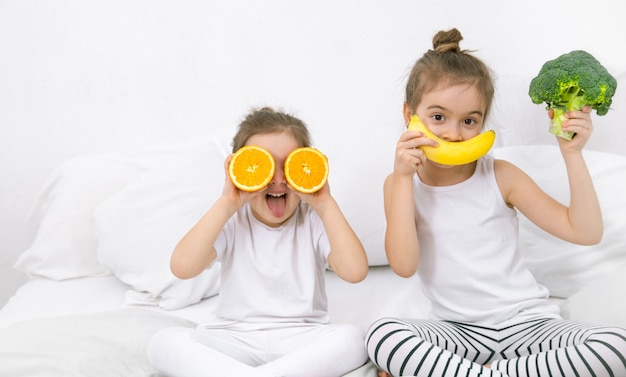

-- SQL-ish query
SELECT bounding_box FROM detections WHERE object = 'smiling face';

[245,131,302,227]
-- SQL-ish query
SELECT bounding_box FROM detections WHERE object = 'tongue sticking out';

[266,194,287,218]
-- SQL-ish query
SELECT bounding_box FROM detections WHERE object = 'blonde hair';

[231,107,312,153]
[405,28,495,122]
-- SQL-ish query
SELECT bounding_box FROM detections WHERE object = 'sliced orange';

[285,147,329,193]
[228,145,276,192]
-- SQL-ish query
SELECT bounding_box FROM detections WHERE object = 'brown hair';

[231,107,312,153]
[405,28,495,123]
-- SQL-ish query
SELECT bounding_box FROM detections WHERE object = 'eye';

[462,118,478,127]
[432,114,444,122]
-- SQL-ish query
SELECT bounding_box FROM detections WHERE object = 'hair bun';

[432,28,463,53]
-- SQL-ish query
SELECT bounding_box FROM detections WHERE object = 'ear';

[402,102,413,125]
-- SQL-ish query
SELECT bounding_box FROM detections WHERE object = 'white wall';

[2,0,625,307]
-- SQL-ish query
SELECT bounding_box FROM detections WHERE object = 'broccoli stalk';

[549,85,587,138]
[529,50,617,140]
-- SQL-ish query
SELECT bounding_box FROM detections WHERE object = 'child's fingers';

[400,130,438,148]
[395,145,427,172]
[564,106,592,120]
[563,109,593,131]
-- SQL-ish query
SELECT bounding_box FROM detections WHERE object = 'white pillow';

[14,154,148,280]
[494,145,626,298]
[325,143,392,266]
[14,142,222,280]
[95,138,226,310]
[560,268,626,327]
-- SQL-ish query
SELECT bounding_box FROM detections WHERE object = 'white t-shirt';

[213,202,331,324]
[413,155,560,325]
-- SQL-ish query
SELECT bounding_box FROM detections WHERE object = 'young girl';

[148,107,369,377]
[366,29,626,377]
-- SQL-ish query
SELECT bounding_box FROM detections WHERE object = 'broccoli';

[528,50,617,140]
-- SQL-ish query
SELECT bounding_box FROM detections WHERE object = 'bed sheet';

[0,266,428,377]
[0,266,429,330]
[0,276,217,330]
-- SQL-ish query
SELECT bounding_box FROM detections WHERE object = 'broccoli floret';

[528,50,617,140]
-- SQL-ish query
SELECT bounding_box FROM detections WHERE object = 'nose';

[272,166,287,185]
[438,124,463,142]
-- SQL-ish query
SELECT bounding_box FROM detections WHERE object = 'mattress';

[0,266,429,377]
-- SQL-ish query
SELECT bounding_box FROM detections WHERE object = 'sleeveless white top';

[413,155,560,325]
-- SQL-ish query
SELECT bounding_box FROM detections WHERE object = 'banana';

[407,115,496,166]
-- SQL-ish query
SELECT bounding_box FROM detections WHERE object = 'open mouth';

[266,192,287,218]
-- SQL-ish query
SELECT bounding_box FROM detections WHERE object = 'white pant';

[147,322,368,377]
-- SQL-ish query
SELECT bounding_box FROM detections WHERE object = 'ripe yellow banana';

[407,115,496,166]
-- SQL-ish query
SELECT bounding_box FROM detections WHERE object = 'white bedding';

[0,309,197,377]
[2,141,626,377]
[0,267,430,331]
[0,268,426,377]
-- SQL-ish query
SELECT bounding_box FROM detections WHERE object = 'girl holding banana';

[366,28,626,377]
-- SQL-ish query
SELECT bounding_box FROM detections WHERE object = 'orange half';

[285,147,329,193]
[228,145,275,192]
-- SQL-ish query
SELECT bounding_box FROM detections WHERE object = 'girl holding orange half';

[148,107,369,377]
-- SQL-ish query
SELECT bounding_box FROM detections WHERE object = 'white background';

[2,0,625,307]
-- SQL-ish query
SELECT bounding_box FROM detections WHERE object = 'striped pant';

[366,317,626,377]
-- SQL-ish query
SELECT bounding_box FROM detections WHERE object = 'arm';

[170,156,255,279]
[497,107,602,245]
[296,184,368,284]
[383,129,438,277]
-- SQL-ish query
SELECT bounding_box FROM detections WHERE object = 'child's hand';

[551,106,593,154]
[289,181,332,210]
[394,130,438,175]
[220,155,260,209]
